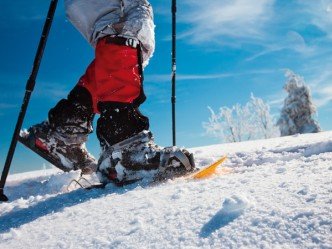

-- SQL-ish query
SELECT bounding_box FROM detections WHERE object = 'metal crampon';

[67,175,95,191]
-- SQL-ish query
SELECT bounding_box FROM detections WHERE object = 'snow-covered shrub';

[203,94,279,143]
[277,70,321,136]
[248,94,280,139]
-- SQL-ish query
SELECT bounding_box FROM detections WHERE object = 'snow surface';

[1,132,332,249]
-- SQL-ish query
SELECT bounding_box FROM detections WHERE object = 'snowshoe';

[97,130,196,184]
[19,121,97,174]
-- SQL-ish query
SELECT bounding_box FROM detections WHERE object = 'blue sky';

[1,0,332,173]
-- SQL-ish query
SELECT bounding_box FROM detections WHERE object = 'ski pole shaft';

[171,0,177,146]
[0,0,58,202]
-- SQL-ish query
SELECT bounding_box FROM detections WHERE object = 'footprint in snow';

[200,195,250,238]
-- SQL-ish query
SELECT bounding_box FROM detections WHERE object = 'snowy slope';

[1,132,331,249]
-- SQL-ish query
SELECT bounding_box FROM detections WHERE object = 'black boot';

[22,86,97,173]
[49,85,95,134]
[96,103,195,184]
[96,102,149,150]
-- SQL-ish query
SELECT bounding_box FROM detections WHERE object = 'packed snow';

[1,132,331,249]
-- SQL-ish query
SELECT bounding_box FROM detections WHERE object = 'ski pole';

[0,0,59,202]
[171,0,177,146]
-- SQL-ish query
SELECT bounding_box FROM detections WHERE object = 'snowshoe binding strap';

[173,150,195,171]
[101,130,152,158]
[159,148,195,171]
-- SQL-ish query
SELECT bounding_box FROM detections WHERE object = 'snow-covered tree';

[277,70,321,136]
[248,93,280,139]
[203,94,279,143]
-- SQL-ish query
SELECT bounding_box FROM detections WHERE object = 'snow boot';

[96,103,195,184]
[20,86,97,174]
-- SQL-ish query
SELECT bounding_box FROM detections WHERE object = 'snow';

[277,70,321,136]
[1,132,332,248]
[204,94,279,143]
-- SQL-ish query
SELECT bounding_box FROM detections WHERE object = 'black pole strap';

[0,0,59,202]
[171,0,177,146]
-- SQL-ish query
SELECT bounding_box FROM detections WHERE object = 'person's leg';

[93,37,195,184]
[93,37,148,149]
[24,62,98,173]
[48,85,94,135]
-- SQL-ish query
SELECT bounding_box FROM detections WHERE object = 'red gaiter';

[77,37,142,113]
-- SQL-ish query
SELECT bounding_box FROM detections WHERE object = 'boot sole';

[18,134,72,172]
